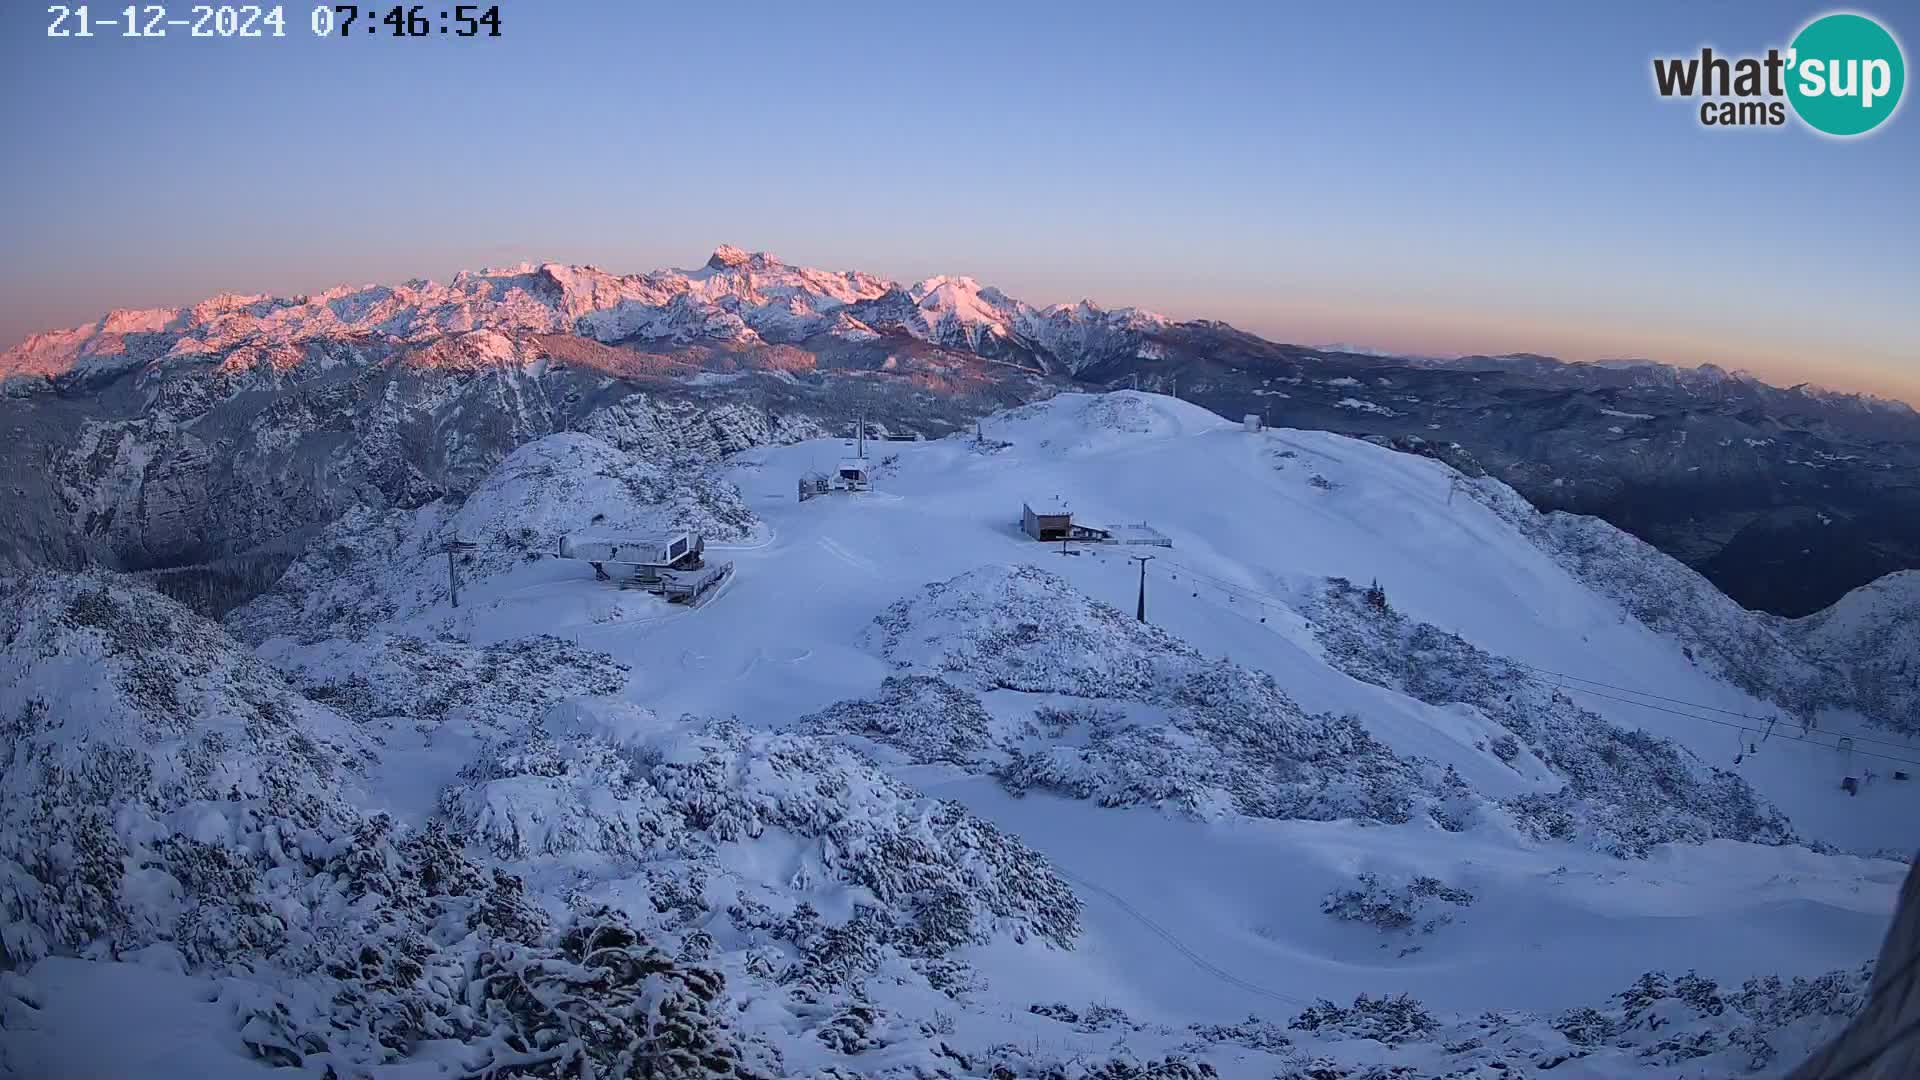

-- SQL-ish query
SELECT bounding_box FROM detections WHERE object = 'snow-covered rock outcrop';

[226,431,759,643]
[1785,570,1920,736]
[1308,577,1797,857]
[848,564,1439,825]
[0,570,374,966]
[445,700,1082,970]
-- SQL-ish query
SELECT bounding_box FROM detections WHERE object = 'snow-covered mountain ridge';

[6,245,1920,620]
[0,248,1163,389]
[4,390,1912,1078]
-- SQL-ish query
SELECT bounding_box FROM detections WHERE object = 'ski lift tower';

[832,410,872,492]
[444,539,479,608]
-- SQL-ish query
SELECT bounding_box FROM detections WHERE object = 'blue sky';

[2,1,1914,398]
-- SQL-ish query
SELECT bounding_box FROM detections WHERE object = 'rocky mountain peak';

[706,244,754,270]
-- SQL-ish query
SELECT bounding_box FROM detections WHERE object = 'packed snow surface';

[4,391,1914,1079]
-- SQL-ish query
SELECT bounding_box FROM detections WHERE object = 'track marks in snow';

[1055,868,1313,1008]
[816,535,879,574]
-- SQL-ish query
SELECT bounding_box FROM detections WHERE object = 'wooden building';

[1021,499,1120,543]
[1023,499,1074,541]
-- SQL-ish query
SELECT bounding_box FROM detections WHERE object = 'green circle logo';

[1787,13,1905,136]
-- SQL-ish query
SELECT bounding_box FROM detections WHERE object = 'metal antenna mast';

[1131,554,1155,622]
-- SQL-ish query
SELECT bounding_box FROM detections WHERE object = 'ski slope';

[431,391,1916,853]
[332,390,1915,1039]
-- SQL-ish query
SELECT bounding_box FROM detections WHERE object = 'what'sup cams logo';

[1653,11,1905,136]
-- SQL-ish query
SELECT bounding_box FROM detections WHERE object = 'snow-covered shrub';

[1026,1001,1142,1034]
[996,721,1216,815]
[1785,571,1920,736]
[795,674,995,765]
[0,571,373,967]
[1288,994,1440,1047]
[980,1047,1220,1079]
[866,565,1437,825]
[812,1002,902,1054]
[1310,577,1798,857]
[445,705,1082,988]
[1504,718,1795,858]
[867,564,1195,700]
[1181,1015,1293,1053]
[446,713,675,860]
[1559,966,1873,1072]
[1271,1062,1425,1079]
[1252,960,1877,1079]
[276,631,629,729]
[1322,873,1475,935]
[0,572,787,1077]
[463,907,769,1080]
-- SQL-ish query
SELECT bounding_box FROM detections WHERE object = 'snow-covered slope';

[225,430,761,643]
[4,391,1914,1079]
[1785,571,1920,732]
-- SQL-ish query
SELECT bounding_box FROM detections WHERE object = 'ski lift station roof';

[558,532,702,566]
[1026,496,1071,516]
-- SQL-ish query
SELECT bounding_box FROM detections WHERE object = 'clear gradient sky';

[2,2,1915,400]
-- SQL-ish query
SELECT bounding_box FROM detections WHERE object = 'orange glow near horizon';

[1155,292,1920,408]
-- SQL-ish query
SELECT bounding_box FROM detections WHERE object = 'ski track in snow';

[1051,867,1315,1009]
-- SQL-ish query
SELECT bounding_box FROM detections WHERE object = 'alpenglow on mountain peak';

[0,246,1173,386]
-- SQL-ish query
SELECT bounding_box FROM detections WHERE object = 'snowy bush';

[446,714,675,860]
[1288,994,1440,1047]
[865,565,1439,825]
[0,583,757,1073]
[796,674,995,765]
[0,571,374,967]
[1564,966,1873,1072]
[275,631,629,729]
[1027,1001,1143,1034]
[0,574,794,1076]
[462,907,769,1080]
[1180,1015,1293,1053]
[978,1047,1221,1079]
[1322,873,1474,935]
[1242,960,1877,1079]
[444,705,1083,988]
